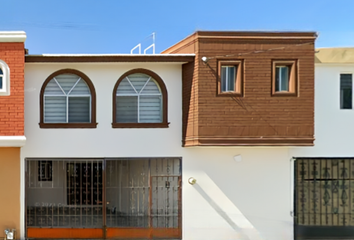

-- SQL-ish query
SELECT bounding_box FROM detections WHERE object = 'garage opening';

[26,158,181,239]
[294,158,354,239]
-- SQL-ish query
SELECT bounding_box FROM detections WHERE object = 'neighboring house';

[0,31,27,238]
[290,48,354,239]
[6,30,348,240]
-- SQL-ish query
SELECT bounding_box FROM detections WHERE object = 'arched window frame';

[0,59,10,96]
[40,69,97,128]
[112,68,169,128]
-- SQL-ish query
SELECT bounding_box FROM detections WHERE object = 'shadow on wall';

[193,183,251,240]
[186,149,293,240]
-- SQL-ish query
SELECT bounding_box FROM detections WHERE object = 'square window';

[218,60,243,96]
[272,60,297,96]
[340,73,352,109]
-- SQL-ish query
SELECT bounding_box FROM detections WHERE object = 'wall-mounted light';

[201,56,208,63]
[188,177,197,185]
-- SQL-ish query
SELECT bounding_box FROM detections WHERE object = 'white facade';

[22,61,329,240]
[290,63,354,158]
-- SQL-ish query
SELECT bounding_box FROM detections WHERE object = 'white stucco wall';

[22,63,298,240]
[289,63,354,158]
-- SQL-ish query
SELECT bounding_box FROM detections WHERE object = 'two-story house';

[0,30,328,240]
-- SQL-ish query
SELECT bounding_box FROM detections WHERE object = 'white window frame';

[0,59,10,96]
[275,65,290,92]
[221,65,236,92]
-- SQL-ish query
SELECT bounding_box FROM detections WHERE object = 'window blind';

[116,73,162,123]
[44,74,91,123]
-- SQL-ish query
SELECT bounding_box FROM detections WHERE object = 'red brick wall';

[0,43,25,136]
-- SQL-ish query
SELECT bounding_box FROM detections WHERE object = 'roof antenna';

[144,32,155,54]
[130,32,155,54]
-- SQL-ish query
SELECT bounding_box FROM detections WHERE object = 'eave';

[25,54,195,63]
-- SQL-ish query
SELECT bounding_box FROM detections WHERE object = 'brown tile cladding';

[163,31,317,146]
[0,42,25,136]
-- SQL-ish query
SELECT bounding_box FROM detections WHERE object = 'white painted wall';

[23,63,297,240]
[289,63,354,158]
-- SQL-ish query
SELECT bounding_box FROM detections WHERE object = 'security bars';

[26,158,181,231]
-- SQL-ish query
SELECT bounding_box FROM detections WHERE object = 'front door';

[25,158,182,239]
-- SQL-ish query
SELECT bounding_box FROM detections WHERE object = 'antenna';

[144,32,155,54]
[130,32,155,54]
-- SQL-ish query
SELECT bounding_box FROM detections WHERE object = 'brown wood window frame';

[217,60,243,96]
[272,60,298,96]
[39,69,97,128]
[112,68,169,128]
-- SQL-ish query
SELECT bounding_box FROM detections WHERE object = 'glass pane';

[55,74,80,94]
[281,67,289,91]
[340,74,352,109]
[117,79,136,95]
[44,96,66,123]
[221,66,227,92]
[116,96,138,123]
[68,97,90,123]
[140,79,160,94]
[128,73,150,93]
[44,79,65,95]
[275,66,289,92]
[221,66,236,92]
[0,76,2,89]
[139,95,162,123]
[70,79,90,95]
[227,66,236,91]
[0,68,3,74]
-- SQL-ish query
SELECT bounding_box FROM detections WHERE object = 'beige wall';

[0,148,21,238]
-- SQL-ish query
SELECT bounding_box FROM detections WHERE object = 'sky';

[1,0,354,54]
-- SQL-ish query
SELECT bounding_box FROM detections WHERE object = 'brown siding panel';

[166,31,316,146]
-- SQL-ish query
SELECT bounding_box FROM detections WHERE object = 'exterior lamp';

[188,177,197,185]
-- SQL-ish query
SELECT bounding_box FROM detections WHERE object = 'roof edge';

[162,30,317,53]
[25,54,195,63]
[0,31,27,43]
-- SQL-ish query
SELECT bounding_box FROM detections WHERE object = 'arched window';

[0,59,10,96]
[112,69,168,128]
[40,69,97,128]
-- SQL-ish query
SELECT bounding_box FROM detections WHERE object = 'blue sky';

[1,0,354,54]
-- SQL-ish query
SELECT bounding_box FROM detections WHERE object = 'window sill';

[112,122,170,128]
[271,92,297,97]
[39,123,98,129]
[217,92,242,97]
